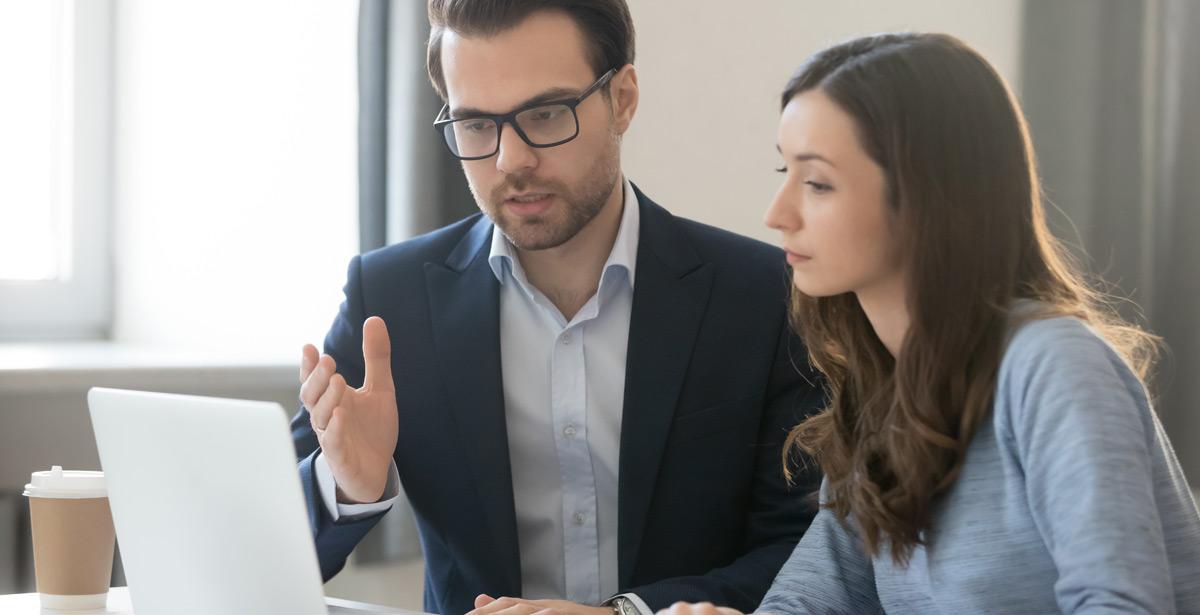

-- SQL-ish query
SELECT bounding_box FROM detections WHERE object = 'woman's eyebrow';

[776,144,837,168]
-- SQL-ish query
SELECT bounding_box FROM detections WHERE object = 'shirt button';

[563,424,577,438]
[561,333,572,345]
[573,512,586,526]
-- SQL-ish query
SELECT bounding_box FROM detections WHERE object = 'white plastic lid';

[23,466,107,499]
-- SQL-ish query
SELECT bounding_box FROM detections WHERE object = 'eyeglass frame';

[432,67,618,161]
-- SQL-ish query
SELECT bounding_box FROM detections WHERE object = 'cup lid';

[23,466,106,499]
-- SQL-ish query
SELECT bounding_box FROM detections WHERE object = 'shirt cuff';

[604,593,653,615]
[313,451,400,522]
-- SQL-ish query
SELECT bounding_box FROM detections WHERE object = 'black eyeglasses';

[433,68,617,161]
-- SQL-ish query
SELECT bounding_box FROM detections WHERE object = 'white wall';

[107,0,1024,352]
[111,1,359,358]
[623,0,1024,243]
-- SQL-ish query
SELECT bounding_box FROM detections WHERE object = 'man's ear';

[610,64,639,135]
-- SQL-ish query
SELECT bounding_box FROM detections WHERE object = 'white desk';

[0,587,428,614]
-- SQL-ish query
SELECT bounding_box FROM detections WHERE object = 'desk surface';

[0,587,428,614]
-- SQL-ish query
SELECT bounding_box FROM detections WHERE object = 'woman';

[665,33,1200,614]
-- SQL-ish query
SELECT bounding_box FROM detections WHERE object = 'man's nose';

[495,123,537,174]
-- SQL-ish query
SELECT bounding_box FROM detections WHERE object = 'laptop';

[88,387,419,615]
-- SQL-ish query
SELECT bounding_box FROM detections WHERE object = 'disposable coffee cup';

[23,466,115,610]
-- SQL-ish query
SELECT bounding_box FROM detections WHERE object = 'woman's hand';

[656,603,744,615]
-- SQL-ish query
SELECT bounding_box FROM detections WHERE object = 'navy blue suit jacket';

[291,186,823,615]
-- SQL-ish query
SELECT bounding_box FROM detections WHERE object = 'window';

[1,1,357,352]
[108,1,358,354]
[0,0,112,340]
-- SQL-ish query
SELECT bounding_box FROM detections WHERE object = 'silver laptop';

[88,387,417,615]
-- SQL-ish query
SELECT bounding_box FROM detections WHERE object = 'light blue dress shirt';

[315,179,642,607]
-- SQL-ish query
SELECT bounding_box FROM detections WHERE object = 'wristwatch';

[610,595,643,615]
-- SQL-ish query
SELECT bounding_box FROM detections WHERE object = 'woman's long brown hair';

[781,33,1161,566]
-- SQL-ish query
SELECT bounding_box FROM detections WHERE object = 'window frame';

[0,0,113,341]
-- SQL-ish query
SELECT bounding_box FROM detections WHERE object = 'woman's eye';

[775,166,787,174]
[806,181,833,193]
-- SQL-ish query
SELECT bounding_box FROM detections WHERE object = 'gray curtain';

[353,0,476,565]
[1021,0,1200,480]
[1153,0,1200,484]
[358,0,390,252]
[359,0,476,253]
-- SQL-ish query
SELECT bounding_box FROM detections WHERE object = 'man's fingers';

[299,354,337,410]
[309,373,347,431]
[321,406,348,454]
[467,596,521,615]
[471,600,539,615]
[300,344,319,383]
[361,316,394,392]
[492,607,540,615]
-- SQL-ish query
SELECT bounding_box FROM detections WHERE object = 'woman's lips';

[786,250,812,265]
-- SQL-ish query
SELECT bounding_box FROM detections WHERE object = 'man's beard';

[473,138,621,251]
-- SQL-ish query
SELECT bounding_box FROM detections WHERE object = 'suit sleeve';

[624,319,826,612]
[290,254,391,581]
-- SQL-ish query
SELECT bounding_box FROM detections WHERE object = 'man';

[292,2,823,614]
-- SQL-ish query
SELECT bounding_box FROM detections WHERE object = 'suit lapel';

[423,216,522,596]
[617,189,714,586]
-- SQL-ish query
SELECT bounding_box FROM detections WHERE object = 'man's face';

[440,10,629,251]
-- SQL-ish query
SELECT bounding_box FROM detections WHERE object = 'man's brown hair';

[426,0,635,101]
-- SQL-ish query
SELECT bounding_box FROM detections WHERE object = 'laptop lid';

[88,387,328,615]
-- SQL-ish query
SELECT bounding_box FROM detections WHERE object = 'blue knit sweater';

[757,315,1200,614]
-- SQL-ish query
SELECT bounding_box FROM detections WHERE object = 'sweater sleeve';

[1001,317,1172,614]
[754,483,883,615]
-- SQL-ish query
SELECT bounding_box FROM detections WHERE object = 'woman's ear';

[610,64,639,135]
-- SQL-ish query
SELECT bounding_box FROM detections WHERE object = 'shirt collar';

[488,177,640,289]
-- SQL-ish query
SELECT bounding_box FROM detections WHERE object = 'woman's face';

[764,89,903,299]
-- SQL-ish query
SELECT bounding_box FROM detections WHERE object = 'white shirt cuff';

[313,451,400,522]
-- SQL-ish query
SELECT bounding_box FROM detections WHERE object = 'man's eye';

[528,108,563,122]
[463,121,490,132]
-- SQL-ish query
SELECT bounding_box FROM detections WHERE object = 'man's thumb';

[362,316,393,390]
